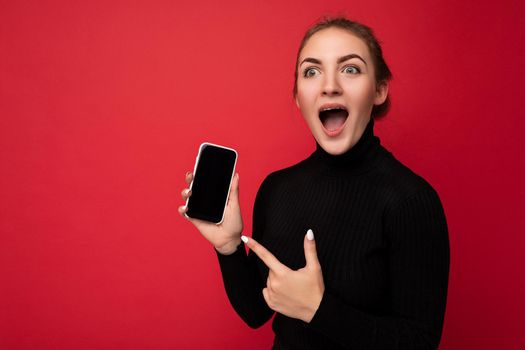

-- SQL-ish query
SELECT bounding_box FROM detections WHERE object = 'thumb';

[228,173,240,204]
[304,229,320,268]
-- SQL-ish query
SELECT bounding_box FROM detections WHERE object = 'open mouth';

[319,106,348,132]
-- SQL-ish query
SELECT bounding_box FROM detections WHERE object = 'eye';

[303,67,320,78]
[342,65,360,74]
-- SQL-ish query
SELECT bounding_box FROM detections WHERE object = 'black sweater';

[215,118,450,349]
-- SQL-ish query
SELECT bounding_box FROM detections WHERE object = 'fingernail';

[307,229,314,241]
[186,171,191,177]
[241,235,249,243]
[183,189,191,196]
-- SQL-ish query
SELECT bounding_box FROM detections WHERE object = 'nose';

[322,73,342,96]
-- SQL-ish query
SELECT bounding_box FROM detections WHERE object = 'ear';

[374,81,389,106]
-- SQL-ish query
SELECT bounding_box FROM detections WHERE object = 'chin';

[318,138,352,155]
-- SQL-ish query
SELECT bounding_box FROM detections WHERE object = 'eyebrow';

[300,54,368,67]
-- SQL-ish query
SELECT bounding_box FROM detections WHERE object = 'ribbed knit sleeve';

[307,186,450,349]
[215,177,275,329]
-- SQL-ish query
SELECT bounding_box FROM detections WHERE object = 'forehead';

[300,27,370,60]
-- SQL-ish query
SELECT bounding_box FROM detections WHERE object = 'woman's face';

[295,27,388,155]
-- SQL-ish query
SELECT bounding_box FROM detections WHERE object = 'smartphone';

[185,142,238,224]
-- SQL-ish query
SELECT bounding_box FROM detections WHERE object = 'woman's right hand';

[178,171,243,255]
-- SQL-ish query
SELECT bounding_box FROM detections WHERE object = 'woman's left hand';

[241,229,324,323]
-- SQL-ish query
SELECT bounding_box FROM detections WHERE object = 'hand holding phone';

[179,143,244,254]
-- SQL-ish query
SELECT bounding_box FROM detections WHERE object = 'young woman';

[179,17,450,350]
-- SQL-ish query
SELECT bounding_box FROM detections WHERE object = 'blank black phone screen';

[186,144,237,223]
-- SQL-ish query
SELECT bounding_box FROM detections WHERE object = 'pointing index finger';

[241,235,288,273]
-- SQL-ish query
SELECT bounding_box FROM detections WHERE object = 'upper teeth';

[321,107,345,111]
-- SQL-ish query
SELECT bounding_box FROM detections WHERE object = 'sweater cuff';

[215,241,246,264]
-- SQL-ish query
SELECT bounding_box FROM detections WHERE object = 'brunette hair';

[293,16,392,118]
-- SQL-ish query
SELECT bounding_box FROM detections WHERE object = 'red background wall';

[1,0,524,349]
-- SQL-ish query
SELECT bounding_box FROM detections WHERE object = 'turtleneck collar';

[304,118,382,177]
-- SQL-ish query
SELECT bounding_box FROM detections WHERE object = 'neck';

[306,118,382,176]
